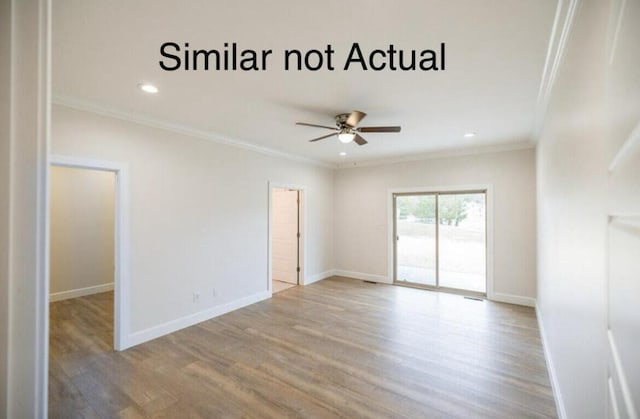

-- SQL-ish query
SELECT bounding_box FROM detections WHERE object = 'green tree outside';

[414,196,435,223]
[439,195,471,226]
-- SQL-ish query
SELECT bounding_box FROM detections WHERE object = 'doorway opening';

[270,186,303,294]
[48,162,119,413]
[47,155,129,355]
[393,190,487,296]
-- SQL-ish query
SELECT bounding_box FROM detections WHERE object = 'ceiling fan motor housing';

[335,113,352,128]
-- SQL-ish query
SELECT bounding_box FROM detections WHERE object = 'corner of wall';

[490,293,536,307]
[332,270,392,284]
[305,270,336,285]
[125,290,271,349]
[0,0,11,412]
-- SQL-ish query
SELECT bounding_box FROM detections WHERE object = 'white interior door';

[272,188,299,284]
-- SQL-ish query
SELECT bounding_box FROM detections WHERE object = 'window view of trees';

[395,192,486,292]
[397,193,483,226]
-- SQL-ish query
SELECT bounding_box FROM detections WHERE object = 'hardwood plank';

[49,277,557,418]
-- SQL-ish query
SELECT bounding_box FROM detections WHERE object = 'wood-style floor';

[49,277,557,418]
[272,279,297,294]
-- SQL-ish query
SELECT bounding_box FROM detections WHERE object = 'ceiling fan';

[296,110,401,146]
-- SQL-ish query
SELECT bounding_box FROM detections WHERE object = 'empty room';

[1,1,639,418]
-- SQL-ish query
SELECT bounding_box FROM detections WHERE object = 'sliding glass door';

[394,191,486,294]
[395,194,437,286]
[437,193,486,292]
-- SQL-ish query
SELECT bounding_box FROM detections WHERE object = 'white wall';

[51,104,334,340]
[2,0,50,416]
[272,188,299,285]
[536,0,640,417]
[0,0,11,412]
[50,166,115,298]
[333,148,537,302]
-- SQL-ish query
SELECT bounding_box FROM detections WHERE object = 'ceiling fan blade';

[353,134,368,146]
[358,126,402,133]
[346,111,367,127]
[309,132,338,142]
[296,122,338,130]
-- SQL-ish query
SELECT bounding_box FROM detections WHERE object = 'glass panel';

[395,194,436,286]
[437,193,486,292]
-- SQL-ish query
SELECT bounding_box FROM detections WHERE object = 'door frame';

[387,184,494,298]
[267,182,306,295]
[48,155,130,351]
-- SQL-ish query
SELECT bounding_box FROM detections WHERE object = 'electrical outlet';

[192,292,200,303]
[212,288,217,298]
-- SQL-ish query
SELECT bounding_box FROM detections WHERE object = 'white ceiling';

[53,0,557,166]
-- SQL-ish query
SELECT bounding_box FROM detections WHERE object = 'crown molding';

[54,95,536,172]
[531,0,582,141]
[609,119,640,172]
[52,94,336,170]
[335,141,535,170]
[608,0,628,65]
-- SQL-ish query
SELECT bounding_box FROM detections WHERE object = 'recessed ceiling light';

[339,152,347,156]
[464,132,476,138]
[138,83,158,94]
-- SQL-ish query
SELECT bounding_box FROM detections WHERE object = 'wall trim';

[609,376,622,419]
[53,95,334,170]
[536,302,568,419]
[608,119,640,172]
[53,97,542,173]
[126,290,270,349]
[532,0,581,140]
[34,0,53,417]
[608,0,628,65]
[336,142,534,170]
[607,216,640,419]
[535,0,564,112]
[49,283,113,302]
[491,292,535,307]
[333,270,392,284]
[386,184,495,299]
[305,270,336,285]
[49,155,130,351]
[608,329,638,419]
[334,273,537,309]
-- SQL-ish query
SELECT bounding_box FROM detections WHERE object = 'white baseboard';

[49,282,114,302]
[126,290,270,348]
[333,270,392,284]
[332,272,534,306]
[305,270,336,285]
[536,302,567,419]
[490,292,536,307]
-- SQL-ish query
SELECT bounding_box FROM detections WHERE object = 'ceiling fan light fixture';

[338,132,355,143]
